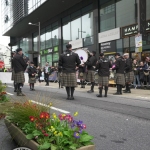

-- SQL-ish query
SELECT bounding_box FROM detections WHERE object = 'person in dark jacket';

[78,64,86,88]
[123,53,134,93]
[84,51,97,93]
[28,62,37,91]
[112,53,126,95]
[59,44,81,100]
[43,62,51,86]
[12,48,28,96]
[96,53,112,97]
[11,51,17,92]
[37,66,42,83]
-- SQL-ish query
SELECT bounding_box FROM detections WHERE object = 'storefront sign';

[122,20,150,36]
[69,39,83,49]
[54,46,58,52]
[48,49,53,53]
[135,34,142,47]
[135,47,142,52]
[101,41,116,53]
[98,28,120,43]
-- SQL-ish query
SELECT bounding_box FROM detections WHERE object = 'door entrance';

[33,57,38,67]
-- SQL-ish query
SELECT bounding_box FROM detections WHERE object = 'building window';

[116,0,136,28]
[20,38,29,56]
[46,26,52,48]
[33,33,38,51]
[147,0,150,20]
[100,0,115,32]
[63,22,71,44]
[52,27,59,46]
[40,29,45,50]
[71,18,81,40]
[46,54,52,66]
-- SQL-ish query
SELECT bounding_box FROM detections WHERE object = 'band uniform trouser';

[29,78,36,83]
[61,73,77,87]
[125,71,134,83]
[14,71,25,83]
[11,69,15,81]
[86,70,95,82]
[98,76,109,86]
[78,72,86,80]
[114,73,125,86]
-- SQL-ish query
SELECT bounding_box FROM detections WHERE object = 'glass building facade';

[1,0,150,67]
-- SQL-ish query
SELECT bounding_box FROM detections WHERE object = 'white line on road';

[7,85,14,88]
[137,96,148,99]
[7,92,14,95]
[31,100,70,114]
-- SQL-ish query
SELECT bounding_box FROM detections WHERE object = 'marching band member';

[28,62,37,91]
[123,53,134,93]
[84,51,97,93]
[59,44,81,100]
[96,53,111,97]
[78,63,86,88]
[112,53,126,95]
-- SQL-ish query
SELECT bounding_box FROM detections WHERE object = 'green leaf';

[51,144,57,150]
[69,144,78,150]
[33,130,41,136]
[26,134,34,140]
[38,142,51,150]
[63,131,71,137]
[79,134,93,143]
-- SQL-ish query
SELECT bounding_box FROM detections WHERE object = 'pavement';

[0,82,150,150]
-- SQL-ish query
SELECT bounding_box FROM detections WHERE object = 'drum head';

[74,49,88,64]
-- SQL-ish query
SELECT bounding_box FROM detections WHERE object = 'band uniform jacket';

[59,50,81,73]
[125,58,133,73]
[96,58,112,77]
[28,66,37,78]
[85,56,97,71]
[12,53,28,73]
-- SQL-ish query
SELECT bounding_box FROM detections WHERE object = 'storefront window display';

[46,54,52,66]
[33,33,38,51]
[41,56,46,68]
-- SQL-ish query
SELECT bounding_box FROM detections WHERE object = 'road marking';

[7,85,14,88]
[137,96,148,99]
[7,92,14,95]
[31,100,70,114]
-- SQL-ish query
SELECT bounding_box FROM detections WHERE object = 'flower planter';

[5,119,95,150]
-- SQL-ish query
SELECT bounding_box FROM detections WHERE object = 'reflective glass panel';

[46,28,52,48]
[40,29,45,50]
[82,12,93,38]
[71,18,81,40]
[100,0,115,32]
[52,28,59,46]
[147,0,150,20]
[33,36,38,51]
[63,22,71,44]
[116,0,136,27]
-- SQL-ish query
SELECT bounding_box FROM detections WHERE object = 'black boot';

[96,87,102,97]
[87,82,94,93]
[104,86,108,97]
[32,83,35,91]
[66,87,70,100]
[82,81,85,88]
[124,84,131,93]
[70,87,75,100]
[120,85,122,94]
[80,81,83,88]
[113,85,121,95]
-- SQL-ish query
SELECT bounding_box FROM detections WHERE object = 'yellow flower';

[58,132,63,137]
[28,100,32,103]
[62,114,66,117]
[74,112,78,117]
[53,113,57,119]
[54,131,57,135]
[49,102,53,106]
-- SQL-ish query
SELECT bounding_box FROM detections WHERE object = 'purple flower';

[74,132,80,138]
[80,56,83,60]
[76,120,83,127]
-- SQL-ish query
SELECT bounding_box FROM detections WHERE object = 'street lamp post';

[28,22,41,65]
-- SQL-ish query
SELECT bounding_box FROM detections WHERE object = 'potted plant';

[4,100,95,150]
